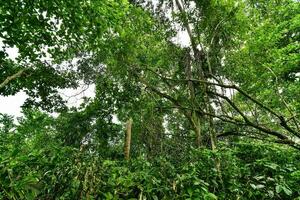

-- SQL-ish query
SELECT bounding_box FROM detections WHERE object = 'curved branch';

[0,69,26,90]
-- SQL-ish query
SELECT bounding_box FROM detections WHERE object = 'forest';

[0,0,300,199]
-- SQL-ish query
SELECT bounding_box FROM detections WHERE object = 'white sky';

[0,92,27,117]
[0,85,96,117]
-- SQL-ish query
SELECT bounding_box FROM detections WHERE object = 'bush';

[1,126,299,199]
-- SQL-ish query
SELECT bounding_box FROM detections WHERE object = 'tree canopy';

[1,0,300,199]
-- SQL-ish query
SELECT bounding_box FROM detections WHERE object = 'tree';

[0,0,128,111]
[1,0,300,199]
[121,0,300,150]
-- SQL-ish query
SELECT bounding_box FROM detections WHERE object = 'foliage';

[1,117,299,199]
[1,0,300,199]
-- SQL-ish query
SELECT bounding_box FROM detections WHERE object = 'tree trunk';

[175,0,207,148]
[124,118,133,160]
[191,112,202,147]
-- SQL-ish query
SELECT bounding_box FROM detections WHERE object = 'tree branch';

[0,69,26,90]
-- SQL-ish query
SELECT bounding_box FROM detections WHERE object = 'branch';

[134,69,300,149]
[137,76,193,123]
[209,91,289,140]
[147,73,300,138]
[217,131,300,151]
[0,69,26,90]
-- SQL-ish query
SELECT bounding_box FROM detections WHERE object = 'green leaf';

[276,185,282,194]
[204,193,218,200]
[282,186,292,196]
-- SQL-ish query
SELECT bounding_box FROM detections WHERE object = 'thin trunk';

[174,0,223,187]
[124,118,133,160]
[206,102,223,188]
[184,49,202,147]
[176,0,206,147]
[193,114,202,147]
[175,0,205,78]
[207,102,217,150]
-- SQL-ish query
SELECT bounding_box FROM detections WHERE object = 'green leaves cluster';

[1,0,300,199]
[1,115,300,199]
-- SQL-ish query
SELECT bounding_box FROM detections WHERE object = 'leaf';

[254,175,265,180]
[276,185,282,194]
[282,186,292,196]
[250,183,256,189]
[267,190,274,198]
[204,193,218,200]
[187,188,193,196]
[152,195,159,200]
[194,180,201,185]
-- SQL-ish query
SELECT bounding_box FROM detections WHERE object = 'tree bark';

[124,118,133,160]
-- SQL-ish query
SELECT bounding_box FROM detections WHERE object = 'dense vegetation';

[0,0,299,199]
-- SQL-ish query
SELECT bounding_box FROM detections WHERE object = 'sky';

[0,85,96,117]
